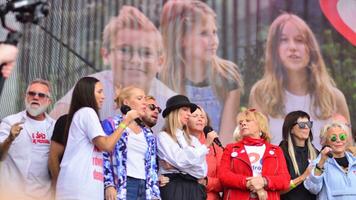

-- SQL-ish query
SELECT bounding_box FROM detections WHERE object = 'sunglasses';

[27,91,50,99]
[295,121,313,129]
[329,133,347,142]
[148,104,162,113]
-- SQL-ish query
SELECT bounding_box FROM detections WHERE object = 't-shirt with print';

[244,145,266,176]
[56,107,106,200]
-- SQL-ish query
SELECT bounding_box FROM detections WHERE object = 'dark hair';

[64,77,100,143]
[282,110,312,141]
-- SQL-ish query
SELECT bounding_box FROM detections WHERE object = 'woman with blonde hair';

[304,121,356,199]
[249,13,350,149]
[157,95,218,200]
[102,86,160,200]
[159,0,243,144]
[219,109,290,200]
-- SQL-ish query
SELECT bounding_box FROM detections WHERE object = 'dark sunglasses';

[148,104,162,113]
[329,133,347,142]
[27,91,50,99]
[295,121,313,129]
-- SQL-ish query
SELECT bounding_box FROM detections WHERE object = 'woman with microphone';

[102,86,160,200]
[157,95,218,200]
[187,106,224,200]
[304,121,356,199]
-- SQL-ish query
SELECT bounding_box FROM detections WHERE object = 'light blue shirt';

[304,151,356,200]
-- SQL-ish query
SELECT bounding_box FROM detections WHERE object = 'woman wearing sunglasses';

[279,111,318,200]
[101,86,160,200]
[304,121,356,200]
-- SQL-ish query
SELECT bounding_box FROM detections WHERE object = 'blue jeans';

[127,176,146,200]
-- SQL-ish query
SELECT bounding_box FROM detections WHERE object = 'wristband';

[290,180,296,189]
[315,164,324,172]
[119,122,127,129]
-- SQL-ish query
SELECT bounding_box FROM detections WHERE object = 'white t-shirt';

[126,128,147,179]
[56,107,106,200]
[0,111,54,200]
[245,145,266,177]
[269,90,329,150]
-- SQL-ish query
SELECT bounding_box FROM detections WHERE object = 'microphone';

[203,126,224,149]
[321,145,333,158]
[120,105,146,127]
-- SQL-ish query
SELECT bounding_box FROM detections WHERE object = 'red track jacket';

[219,140,290,200]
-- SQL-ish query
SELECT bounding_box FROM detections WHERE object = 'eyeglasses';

[148,104,162,113]
[27,91,50,99]
[329,133,347,142]
[295,121,313,129]
[111,45,156,61]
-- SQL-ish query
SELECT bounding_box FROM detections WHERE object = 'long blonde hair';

[163,108,192,145]
[251,13,336,119]
[159,0,243,102]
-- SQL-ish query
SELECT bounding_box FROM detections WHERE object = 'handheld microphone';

[203,126,224,149]
[120,105,145,127]
[321,145,333,158]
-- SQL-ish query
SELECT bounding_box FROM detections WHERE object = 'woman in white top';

[55,77,137,200]
[102,86,160,200]
[249,13,350,149]
[157,94,217,200]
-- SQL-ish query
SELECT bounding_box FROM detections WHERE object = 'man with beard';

[142,95,161,129]
[0,79,55,200]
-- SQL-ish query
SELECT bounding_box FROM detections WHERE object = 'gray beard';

[25,101,48,117]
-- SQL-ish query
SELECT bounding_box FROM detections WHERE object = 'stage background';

[0,0,355,135]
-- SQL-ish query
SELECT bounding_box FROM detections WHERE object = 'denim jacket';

[304,151,356,200]
[102,114,160,200]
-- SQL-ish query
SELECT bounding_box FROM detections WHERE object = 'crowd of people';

[0,0,355,200]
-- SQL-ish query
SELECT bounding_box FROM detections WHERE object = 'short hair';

[320,121,351,146]
[26,79,52,97]
[114,86,144,108]
[145,95,156,101]
[102,6,162,53]
[236,109,271,142]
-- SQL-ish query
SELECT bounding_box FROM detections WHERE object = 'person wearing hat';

[157,95,218,200]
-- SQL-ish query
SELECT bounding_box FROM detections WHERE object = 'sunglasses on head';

[329,133,347,142]
[148,104,162,113]
[27,91,49,99]
[295,121,313,129]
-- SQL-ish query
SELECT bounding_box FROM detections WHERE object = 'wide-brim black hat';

[162,95,198,118]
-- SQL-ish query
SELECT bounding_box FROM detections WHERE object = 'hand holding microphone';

[203,126,224,149]
[321,145,333,159]
[120,105,145,127]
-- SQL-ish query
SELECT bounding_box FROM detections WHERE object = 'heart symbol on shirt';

[320,0,356,46]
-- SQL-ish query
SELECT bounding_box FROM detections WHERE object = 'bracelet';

[315,164,324,172]
[290,180,296,190]
[119,122,127,129]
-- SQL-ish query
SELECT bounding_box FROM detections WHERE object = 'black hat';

[162,95,198,118]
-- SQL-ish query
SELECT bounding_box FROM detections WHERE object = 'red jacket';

[198,132,223,200]
[219,140,290,200]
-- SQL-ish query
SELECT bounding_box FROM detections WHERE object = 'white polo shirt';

[0,111,55,200]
